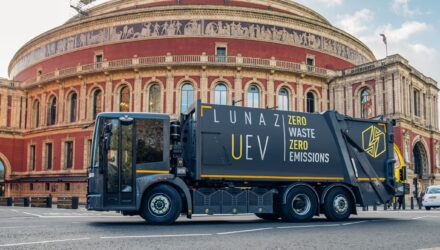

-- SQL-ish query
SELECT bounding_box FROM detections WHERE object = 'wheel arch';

[321,184,357,214]
[136,174,192,217]
[282,183,320,205]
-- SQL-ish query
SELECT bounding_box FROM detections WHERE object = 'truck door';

[103,117,135,207]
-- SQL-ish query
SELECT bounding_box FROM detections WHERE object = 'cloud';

[316,0,343,6]
[336,9,373,36]
[392,0,421,17]
[378,21,428,43]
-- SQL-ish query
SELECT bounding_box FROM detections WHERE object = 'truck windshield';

[427,188,440,194]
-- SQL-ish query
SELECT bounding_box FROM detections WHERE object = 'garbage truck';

[87,101,403,224]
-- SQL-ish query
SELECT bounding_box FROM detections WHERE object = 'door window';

[136,119,164,164]
[106,119,120,193]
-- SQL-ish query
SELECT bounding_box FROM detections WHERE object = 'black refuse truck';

[87,101,402,224]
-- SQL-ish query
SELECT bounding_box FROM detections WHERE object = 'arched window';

[33,101,40,128]
[0,159,4,183]
[278,88,289,111]
[119,86,130,112]
[148,84,161,113]
[47,96,57,126]
[247,84,260,108]
[181,83,194,113]
[92,89,102,119]
[306,92,315,113]
[360,88,372,119]
[214,83,227,105]
[69,92,78,122]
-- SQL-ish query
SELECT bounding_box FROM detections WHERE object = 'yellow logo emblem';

[362,125,386,158]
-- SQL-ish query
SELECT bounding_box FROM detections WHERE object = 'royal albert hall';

[0,0,439,202]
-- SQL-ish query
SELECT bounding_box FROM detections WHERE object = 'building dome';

[9,0,375,81]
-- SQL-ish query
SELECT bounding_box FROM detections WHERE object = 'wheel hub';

[333,194,348,214]
[149,194,171,216]
[291,194,311,216]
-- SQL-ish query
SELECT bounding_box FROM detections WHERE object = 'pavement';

[0,206,439,250]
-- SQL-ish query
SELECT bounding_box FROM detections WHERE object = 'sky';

[0,0,439,82]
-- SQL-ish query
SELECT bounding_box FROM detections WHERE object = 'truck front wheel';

[140,184,182,225]
[323,187,353,221]
[281,186,317,222]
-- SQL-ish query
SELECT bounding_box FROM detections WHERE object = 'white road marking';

[9,209,19,213]
[0,238,90,247]
[216,227,273,235]
[21,211,42,217]
[412,216,428,220]
[0,226,41,229]
[277,224,340,229]
[342,220,368,226]
[100,233,212,239]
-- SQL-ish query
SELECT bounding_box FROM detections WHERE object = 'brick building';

[0,0,438,202]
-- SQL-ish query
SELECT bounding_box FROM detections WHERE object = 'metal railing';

[20,54,334,87]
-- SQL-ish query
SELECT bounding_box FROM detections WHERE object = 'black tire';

[425,206,431,211]
[140,184,182,225]
[255,213,280,221]
[280,186,318,222]
[323,187,353,221]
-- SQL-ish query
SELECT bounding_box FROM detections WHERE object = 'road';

[0,206,439,250]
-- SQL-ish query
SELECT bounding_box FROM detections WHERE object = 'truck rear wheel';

[323,187,352,221]
[140,184,182,225]
[280,186,317,222]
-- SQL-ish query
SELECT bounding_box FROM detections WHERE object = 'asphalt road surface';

[0,206,439,250]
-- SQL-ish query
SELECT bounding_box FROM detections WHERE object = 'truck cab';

[87,112,171,212]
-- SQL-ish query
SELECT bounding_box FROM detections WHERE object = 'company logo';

[362,125,386,158]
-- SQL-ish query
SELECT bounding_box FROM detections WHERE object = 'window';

[136,119,164,164]
[45,183,50,191]
[95,54,103,63]
[119,86,130,112]
[148,84,161,113]
[360,88,372,119]
[92,89,102,119]
[30,183,34,191]
[278,88,289,111]
[29,145,36,171]
[247,84,260,108]
[33,101,40,128]
[45,143,53,170]
[65,141,73,169]
[181,83,194,113]
[306,92,316,113]
[0,160,5,183]
[214,84,227,105]
[65,183,70,191]
[414,89,420,117]
[69,93,78,122]
[47,96,57,126]
[216,47,227,62]
[306,58,314,66]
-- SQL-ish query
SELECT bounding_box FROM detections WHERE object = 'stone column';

[59,84,65,124]
[41,92,47,127]
[385,75,393,115]
[166,69,174,114]
[105,75,112,112]
[375,77,383,115]
[133,73,142,112]
[200,69,208,103]
[79,80,87,121]
[20,96,27,129]
[346,84,353,116]
[297,78,303,112]
[267,74,275,108]
[0,90,7,127]
[234,70,243,106]
[322,83,328,111]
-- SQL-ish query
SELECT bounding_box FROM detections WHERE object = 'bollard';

[31,196,52,208]
[57,196,79,209]
[384,203,388,210]
[373,204,377,211]
[403,198,406,210]
[0,197,13,206]
[410,197,414,210]
[13,197,30,207]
